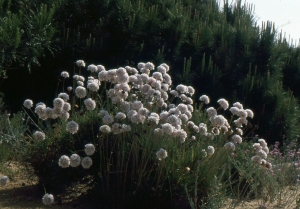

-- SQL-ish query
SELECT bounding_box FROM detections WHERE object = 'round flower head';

[233,102,243,109]
[35,105,46,118]
[81,156,93,169]
[224,142,236,151]
[84,98,96,110]
[199,123,207,135]
[23,99,33,109]
[199,95,210,104]
[66,121,79,134]
[145,62,155,70]
[232,134,242,144]
[75,86,87,98]
[237,109,247,118]
[176,84,188,93]
[116,67,127,76]
[207,146,215,156]
[84,144,96,156]
[121,124,131,132]
[76,60,86,67]
[157,65,167,74]
[132,100,143,110]
[206,107,217,117]
[0,176,9,187]
[115,112,126,120]
[87,64,97,72]
[53,98,64,109]
[61,112,70,121]
[44,107,53,119]
[42,193,54,206]
[97,65,105,72]
[187,86,195,96]
[235,128,242,136]
[61,71,69,78]
[98,110,109,117]
[163,74,172,85]
[58,155,70,168]
[229,107,239,115]
[210,115,226,127]
[245,109,254,118]
[258,139,267,148]
[98,71,108,81]
[67,86,73,92]
[87,82,100,92]
[33,131,45,141]
[99,125,111,133]
[102,114,114,124]
[111,123,122,134]
[217,98,229,110]
[251,155,262,164]
[137,62,145,69]
[63,102,71,112]
[58,92,69,101]
[170,90,179,97]
[156,148,168,160]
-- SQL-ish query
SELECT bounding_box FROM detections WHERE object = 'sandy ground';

[1,162,299,209]
[0,162,92,209]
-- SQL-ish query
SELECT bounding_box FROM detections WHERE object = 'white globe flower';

[0,176,9,187]
[33,131,45,141]
[224,142,236,151]
[232,134,242,144]
[60,112,70,121]
[58,92,69,101]
[84,144,96,156]
[99,125,111,133]
[87,64,97,72]
[61,71,69,78]
[42,193,54,205]
[233,102,243,109]
[66,121,79,134]
[207,146,215,156]
[63,102,71,112]
[23,99,33,109]
[67,86,73,92]
[245,109,254,118]
[199,95,210,104]
[53,98,64,109]
[84,98,96,110]
[76,60,86,67]
[70,154,81,167]
[75,86,87,98]
[156,148,168,160]
[58,155,70,168]
[81,157,93,169]
[217,98,229,110]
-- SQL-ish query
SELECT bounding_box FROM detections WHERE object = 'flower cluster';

[58,143,95,169]
[32,98,71,121]
[251,139,272,169]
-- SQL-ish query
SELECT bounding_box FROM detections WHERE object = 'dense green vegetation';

[1,0,300,143]
[2,1,300,207]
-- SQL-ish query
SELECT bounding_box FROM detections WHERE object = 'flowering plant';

[21,60,282,208]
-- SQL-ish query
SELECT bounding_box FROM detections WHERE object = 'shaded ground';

[0,162,97,209]
[1,162,299,209]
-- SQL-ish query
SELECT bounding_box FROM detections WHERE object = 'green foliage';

[0,0,63,75]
